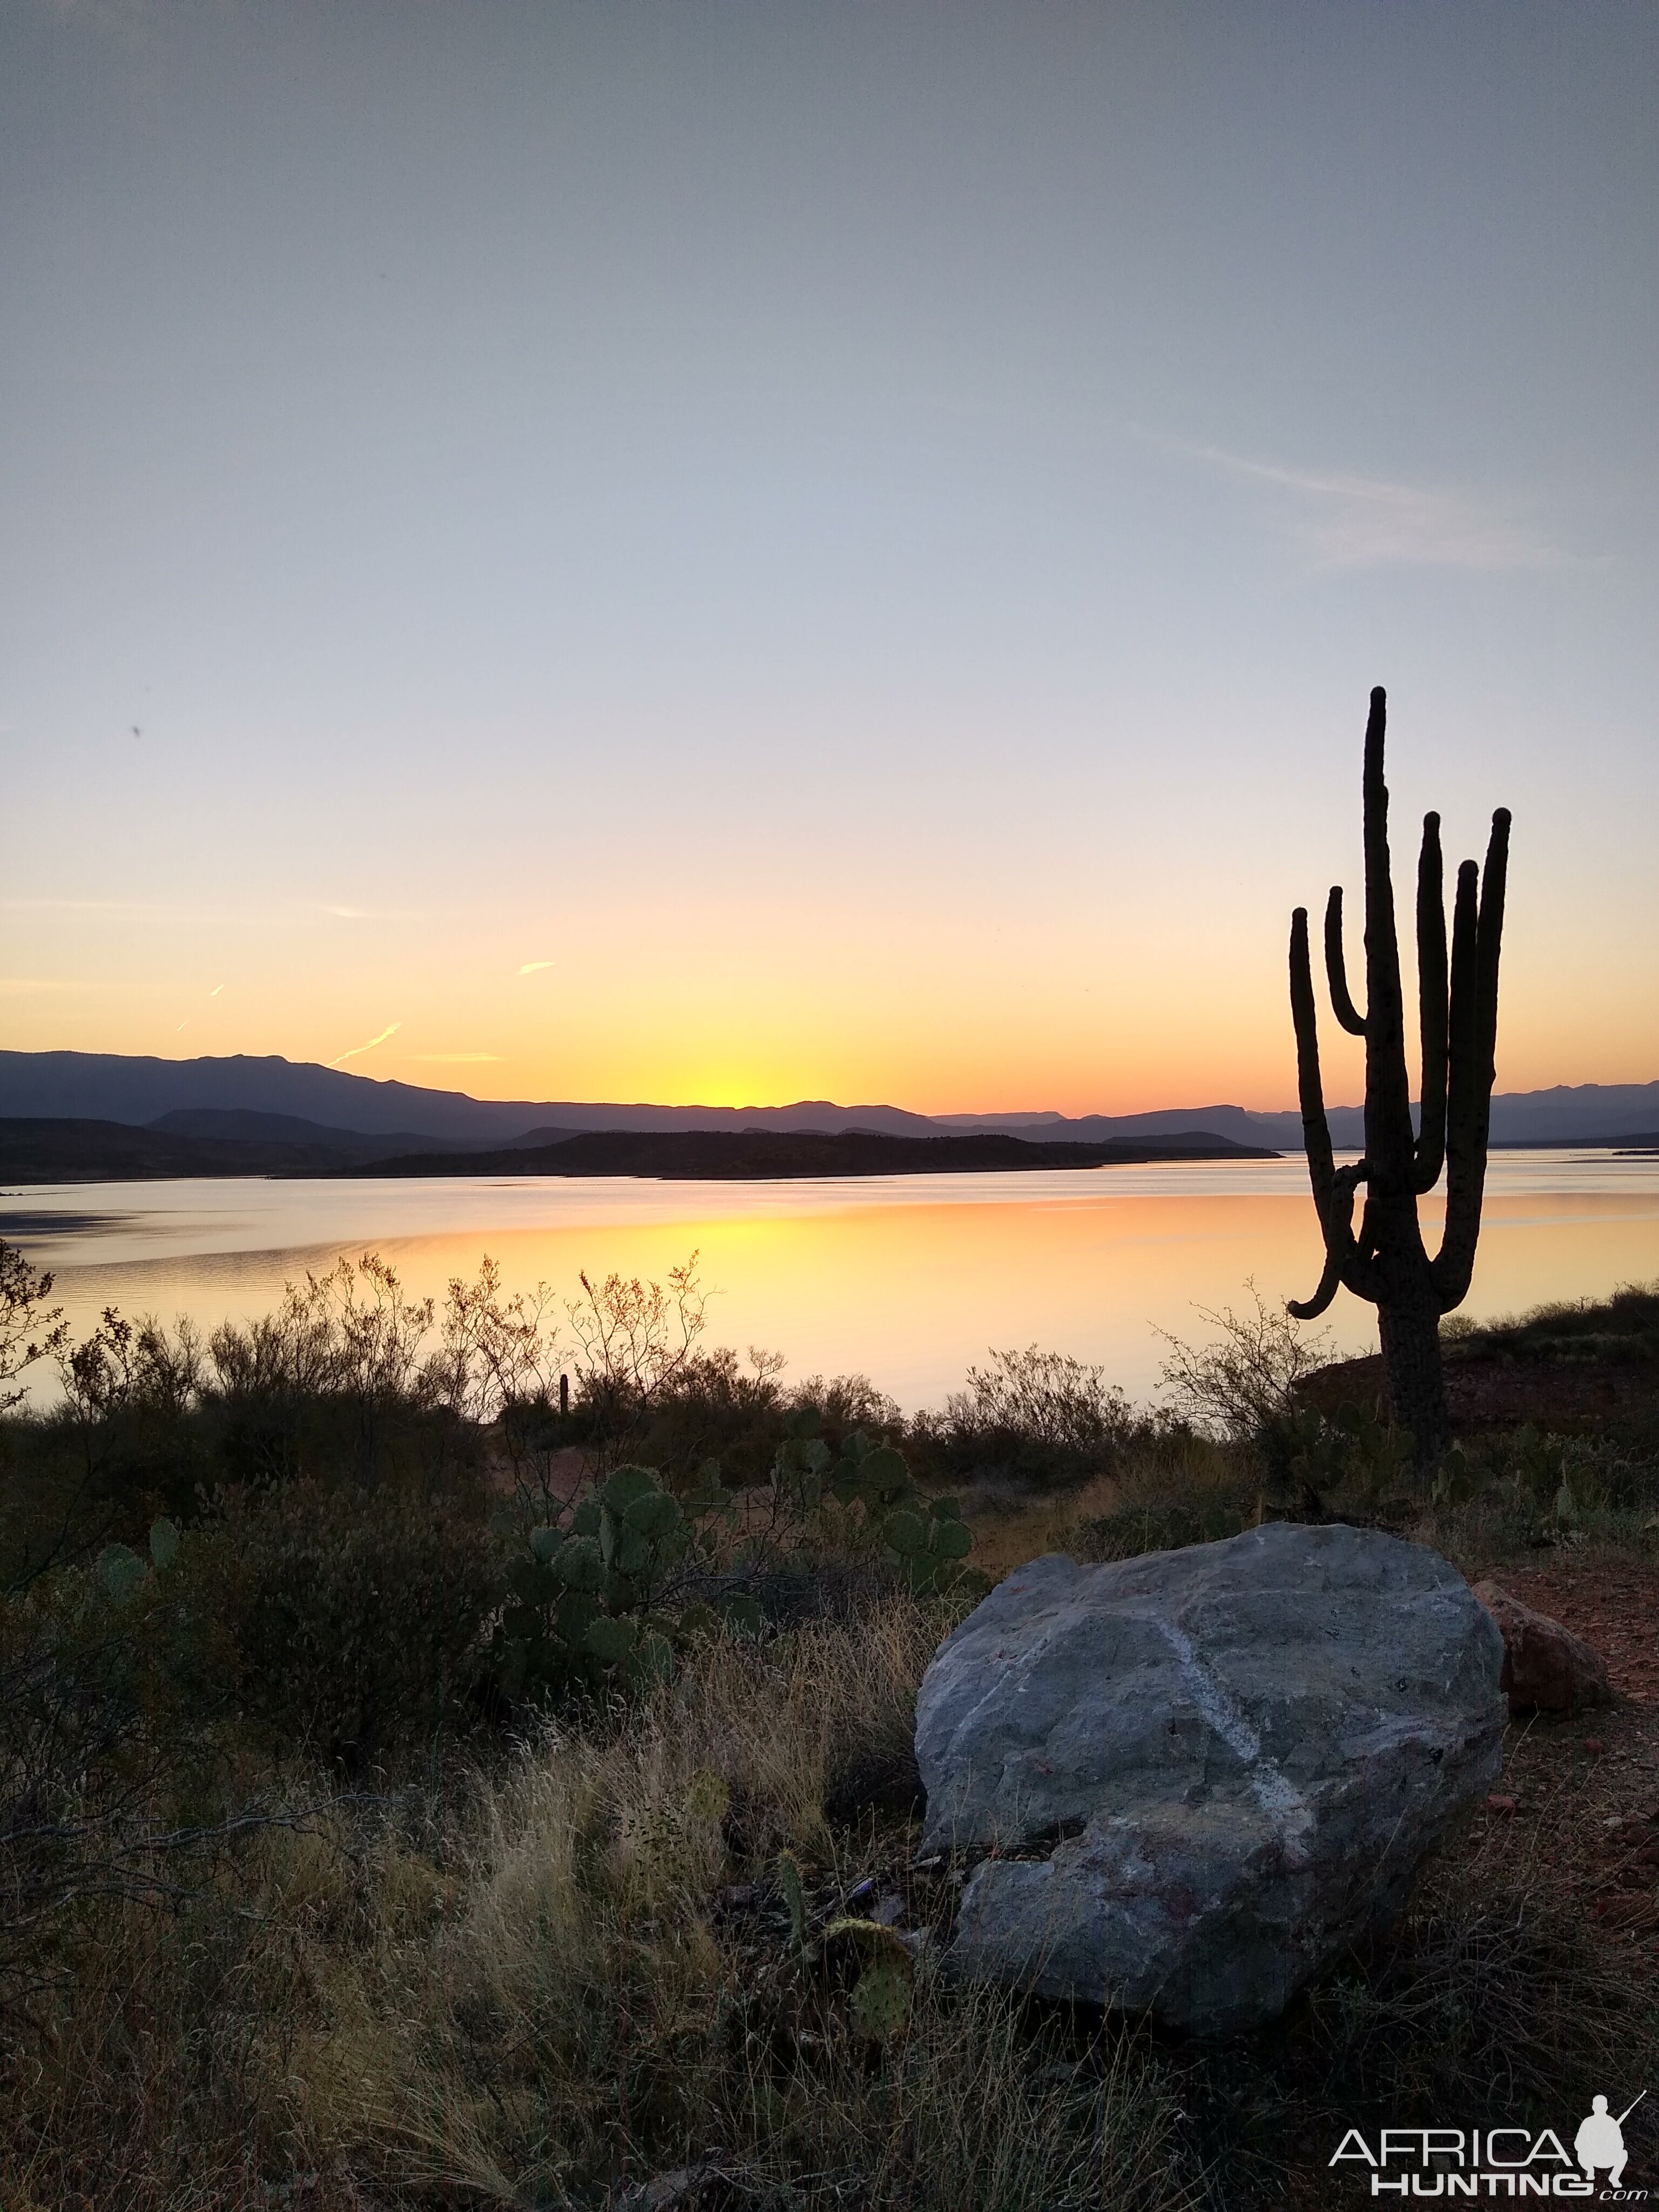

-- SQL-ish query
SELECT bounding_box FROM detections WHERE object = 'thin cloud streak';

[315,902,426,922]
[328,1021,402,1068]
[1163,434,1564,571]
[1,896,176,915]
[518,960,553,976]
[4,896,365,929]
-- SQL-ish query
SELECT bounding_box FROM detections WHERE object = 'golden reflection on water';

[15,1160,1659,1407]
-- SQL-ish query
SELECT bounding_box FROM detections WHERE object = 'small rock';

[618,2159,733,2208]
[1487,1793,1518,1815]
[1472,1581,1613,1716]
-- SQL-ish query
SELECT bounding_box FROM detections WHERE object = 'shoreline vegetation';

[0,1116,1276,1185]
[2,1242,1656,2207]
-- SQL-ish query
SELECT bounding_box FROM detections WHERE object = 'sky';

[3,0,1655,1116]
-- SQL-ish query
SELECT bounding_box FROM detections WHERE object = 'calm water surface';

[5,1152,1657,1408]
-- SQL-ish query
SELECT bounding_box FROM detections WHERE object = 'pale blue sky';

[3,2,1655,1110]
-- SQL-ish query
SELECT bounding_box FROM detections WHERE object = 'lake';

[5,1151,1658,1410]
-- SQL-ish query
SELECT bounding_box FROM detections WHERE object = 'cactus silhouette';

[1287,687,1510,1468]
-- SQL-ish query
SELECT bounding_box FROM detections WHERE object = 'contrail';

[329,1021,401,1068]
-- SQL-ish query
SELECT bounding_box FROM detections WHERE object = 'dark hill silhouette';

[0,1117,1276,1184]
[342,1128,1277,1181]
[0,1116,436,1182]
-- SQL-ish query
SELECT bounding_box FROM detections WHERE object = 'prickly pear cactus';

[494,1419,977,1710]
[96,1518,181,1603]
[493,1462,747,1703]
[849,1959,913,2043]
[788,1424,978,1595]
[823,1914,916,2042]
[773,1405,834,1511]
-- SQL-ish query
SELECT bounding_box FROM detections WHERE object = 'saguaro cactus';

[1288,687,1510,1468]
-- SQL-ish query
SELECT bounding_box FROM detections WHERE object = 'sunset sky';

[4,2,1655,1116]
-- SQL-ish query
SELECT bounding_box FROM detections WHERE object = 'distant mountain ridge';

[2,1050,1655,1153]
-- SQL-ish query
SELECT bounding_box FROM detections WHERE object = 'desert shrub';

[597,1351,907,1499]
[912,1344,1137,1492]
[1064,1425,1260,1563]
[628,1343,792,1489]
[1072,1494,1256,1563]
[2,1257,493,1600]
[1418,1421,1659,1561]
[1,1518,234,1991]
[0,1412,118,1594]
[1157,1281,1333,1458]
[208,1253,469,1491]
[562,1251,712,1468]
[1452,1278,1659,1364]
[197,1478,502,1768]
[48,1308,218,1539]
[1267,1396,1417,1517]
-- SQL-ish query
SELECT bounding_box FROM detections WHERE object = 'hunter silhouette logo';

[1331,2092,1649,2195]
[1576,2093,1644,2190]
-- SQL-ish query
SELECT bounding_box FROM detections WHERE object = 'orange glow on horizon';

[4,849,1652,1116]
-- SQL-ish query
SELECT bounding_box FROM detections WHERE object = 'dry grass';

[961,1433,1249,1580]
[7,1555,1653,2210]
[1,1602,1193,2211]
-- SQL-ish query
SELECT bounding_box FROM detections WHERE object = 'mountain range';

[3,1049,1656,1160]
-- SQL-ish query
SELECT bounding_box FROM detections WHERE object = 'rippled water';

[5,1151,1657,1408]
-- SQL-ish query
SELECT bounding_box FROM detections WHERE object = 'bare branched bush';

[567,1251,710,1464]
[915,1344,1136,1492]
[422,1255,561,1428]
[1156,1279,1333,1442]
[204,1255,435,1484]
[957,1345,1132,1454]
[0,1239,67,1414]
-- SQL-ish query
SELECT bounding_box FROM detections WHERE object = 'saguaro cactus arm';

[1324,886,1367,1036]
[1288,1159,1372,1320]
[1432,808,1511,1309]
[1413,812,1449,1193]
[1289,906,1380,1317]
[1290,905,1337,1225]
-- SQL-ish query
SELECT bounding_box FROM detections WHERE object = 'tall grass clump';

[3,1604,1196,2211]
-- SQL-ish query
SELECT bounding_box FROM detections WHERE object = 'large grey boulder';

[915,1522,1504,2035]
